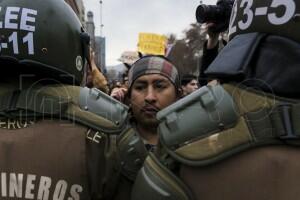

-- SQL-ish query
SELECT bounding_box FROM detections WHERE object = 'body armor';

[0,82,128,200]
[132,84,300,200]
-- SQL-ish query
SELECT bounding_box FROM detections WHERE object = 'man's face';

[130,74,177,128]
[182,79,199,96]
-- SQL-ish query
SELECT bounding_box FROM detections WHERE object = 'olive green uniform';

[0,0,132,199]
[0,81,128,200]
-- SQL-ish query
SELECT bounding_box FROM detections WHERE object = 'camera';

[196,0,234,33]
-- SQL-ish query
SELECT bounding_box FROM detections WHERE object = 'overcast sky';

[83,0,217,66]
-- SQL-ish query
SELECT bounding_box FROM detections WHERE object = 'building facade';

[95,36,106,73]
[65,0,85,24]
[86,11,96,49]
[85,11,107,73]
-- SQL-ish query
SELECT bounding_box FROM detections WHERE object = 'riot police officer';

[0,0,128,199]
[132,0,300,199]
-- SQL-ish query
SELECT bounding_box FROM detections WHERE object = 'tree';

[167,23,207,76]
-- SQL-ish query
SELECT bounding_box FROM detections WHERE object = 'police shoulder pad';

[78,87,129,133]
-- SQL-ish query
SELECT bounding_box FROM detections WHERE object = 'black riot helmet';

[205,0,300,97]
[0,0,90,85]
[228,0,300,43]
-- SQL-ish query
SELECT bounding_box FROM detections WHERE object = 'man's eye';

[156,84,164,88]
[155,82,167,89]
[133,85,145,90]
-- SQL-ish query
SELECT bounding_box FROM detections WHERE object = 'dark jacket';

[199,40,220,86]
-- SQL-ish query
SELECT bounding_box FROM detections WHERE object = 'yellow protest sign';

[138,33,167,55]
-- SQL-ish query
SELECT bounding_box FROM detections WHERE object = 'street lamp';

[99,0,104,36]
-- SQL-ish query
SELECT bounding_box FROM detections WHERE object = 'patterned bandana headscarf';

[128,56,180,92]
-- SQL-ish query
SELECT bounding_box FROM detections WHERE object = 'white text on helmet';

[0,6,37,32]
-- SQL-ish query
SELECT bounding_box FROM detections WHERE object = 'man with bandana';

[112,55,181,199]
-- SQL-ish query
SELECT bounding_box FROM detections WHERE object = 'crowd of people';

[1,0,300,199]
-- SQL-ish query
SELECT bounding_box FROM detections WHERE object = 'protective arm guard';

[158,84,238,152]
[131,85,239,200]
[79,87,129,128]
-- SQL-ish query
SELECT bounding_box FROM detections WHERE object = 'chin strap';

[80,32,92,87]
